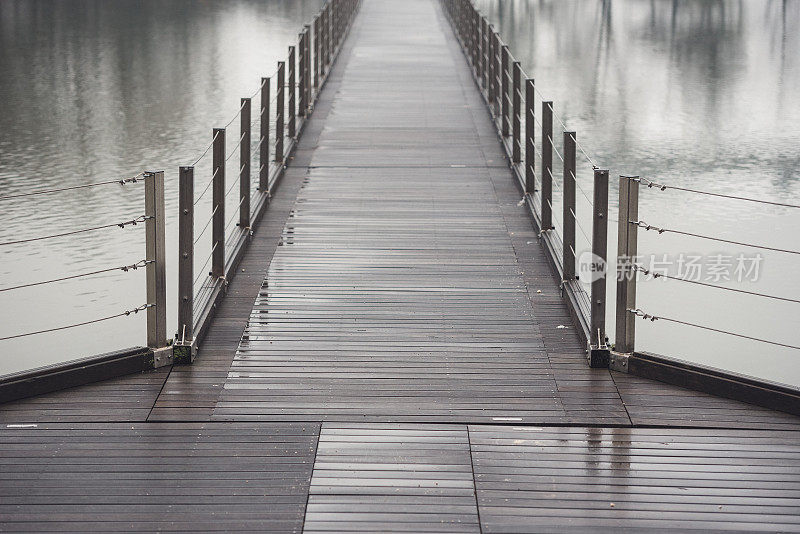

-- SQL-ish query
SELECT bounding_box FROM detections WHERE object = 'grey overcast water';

[472,0,800,386]
[1,0,799,385]
[0,0,324,375]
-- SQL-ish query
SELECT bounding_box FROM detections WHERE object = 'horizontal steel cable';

[248,75,272,100]
[193,204,219,246]
[549,136,565,164]
[528,108,542,129]
[224,164,245,198]
[533,95,598,168]
[225,195,248,236]
[632,220,800,255]
[186,83,265,168]
[187,130,220,168]
[549,167,562,192]
[0,260,151,293]
[631,264,800,304]
[193,167,220,207]
[254,135,267,152]
[569,206,593,247]
[0,173,144,201]
[629,308,800,351]
[225,132,247,162]
[637,177,800,209]
[0,215,150,247]
[0,304,152,342]
[544,197,563,235]
[222,99,249,130]
[193,242,218,289]
[527,136,543,159]
[567,169,595,208]
[526,164,539,191]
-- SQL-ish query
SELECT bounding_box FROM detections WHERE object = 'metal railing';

[172,0,361,363]
[0,172,170,367]
[616,176,800,360]
[442,0,610,367]
[442,0,800,372]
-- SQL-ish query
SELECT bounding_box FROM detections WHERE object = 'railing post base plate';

[609,351,630,373]
[152,346,174,368]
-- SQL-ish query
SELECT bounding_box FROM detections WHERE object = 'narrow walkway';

[3,0,800,532]
[212,0,629,425]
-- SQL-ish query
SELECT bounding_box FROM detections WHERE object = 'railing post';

[524,79,535,193]
[501,45,509,136]
[472,9,478,72]
[453,0,459,39]
[175,166,194,364]
[492,28,501,116]
[487,25,494,105]
[328,1,333,65]
[482,19,489,93]
[614,175,639,358]
[259,77,270,192]
[324,4,330,70]
[456,2,462,43]
[144,170,170,367]
[320,8,327,80]
[340,0,345,46]
[240,98,251,230]
[469,6,476,68]
[276,62,285,163]
[335,0,344,48]
[332,0,337,50]
[512,61,521,162]
[468,7,474,69]
[541,101,553,230]
[299,32,306,118]
[288,46,296,138]
[304,24,312,113]
[589,169,610,368]
[563,132,577,280]
[314,14,320,92]
[460,0,466,47]
[212,128,226,279]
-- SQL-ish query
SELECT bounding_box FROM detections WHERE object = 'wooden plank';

[469,425,800,533]
[0,422,319,532]
[303,422,480,532]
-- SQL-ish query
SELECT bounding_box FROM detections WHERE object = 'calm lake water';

[0,0,324,375]
[473,0,800,385]
[1,0,799,386]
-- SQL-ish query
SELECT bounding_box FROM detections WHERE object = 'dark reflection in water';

[475,0,800,385]
[0,0,323,374]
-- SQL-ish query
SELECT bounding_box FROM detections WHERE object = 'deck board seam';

[609,366,635,427]
[466,425,485,534]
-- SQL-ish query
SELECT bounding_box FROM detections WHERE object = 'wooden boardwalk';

[3,0,800,531]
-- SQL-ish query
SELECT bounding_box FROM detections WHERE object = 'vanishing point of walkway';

[2,0,800,532]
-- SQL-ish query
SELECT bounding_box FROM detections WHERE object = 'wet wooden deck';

[2,0,800,531]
